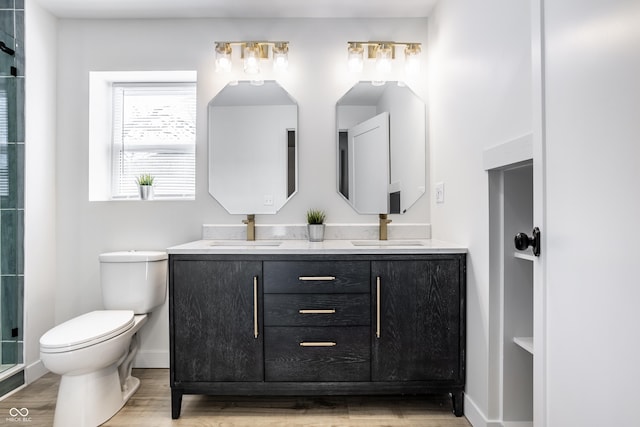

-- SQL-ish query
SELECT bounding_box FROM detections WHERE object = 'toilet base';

[122,375,141,402]
[53,364,140,427]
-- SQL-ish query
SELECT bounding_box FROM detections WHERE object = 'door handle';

[514,227,541,256]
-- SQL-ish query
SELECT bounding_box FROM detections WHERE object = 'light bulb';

[243,43,261,75]
[216,56,231,73]
[348,43,364,73]
[215,43,232,73]
[375,44,393,74]
[404,43,421,76]
[273,42,289,71]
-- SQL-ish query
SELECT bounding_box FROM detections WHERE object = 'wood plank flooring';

[0,369,472,426]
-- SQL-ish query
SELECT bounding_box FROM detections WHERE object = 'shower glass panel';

[0,0,25,380]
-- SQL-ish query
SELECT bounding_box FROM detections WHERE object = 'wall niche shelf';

[486,144,534,425]
[513,337,534,355]
[513,251,535,262]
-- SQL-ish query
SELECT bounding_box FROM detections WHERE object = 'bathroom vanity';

[167,239,466,419]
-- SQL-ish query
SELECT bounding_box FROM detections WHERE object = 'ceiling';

[34,0,438,19]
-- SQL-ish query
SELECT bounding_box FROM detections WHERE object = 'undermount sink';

[350,240,424,247]
[209,240,283,247]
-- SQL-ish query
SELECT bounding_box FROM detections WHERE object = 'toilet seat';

[40,310,135,353]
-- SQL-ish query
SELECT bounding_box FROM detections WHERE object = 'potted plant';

[136,173,155,200]
[306,208,326,242]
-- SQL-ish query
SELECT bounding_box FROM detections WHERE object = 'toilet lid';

[40,310,135,353]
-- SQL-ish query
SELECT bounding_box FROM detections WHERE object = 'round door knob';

[514,227,541,256]
[514,233,530,251]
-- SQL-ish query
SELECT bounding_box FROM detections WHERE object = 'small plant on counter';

[135,173,155,186]
[306,209,326,225]
[306,209,326,242]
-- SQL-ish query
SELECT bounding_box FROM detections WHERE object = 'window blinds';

[111,83,196,199]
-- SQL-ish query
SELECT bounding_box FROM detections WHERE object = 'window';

[111,83,196,199]
[89,71,197,201]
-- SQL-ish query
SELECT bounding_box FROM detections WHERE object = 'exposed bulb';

[273,42,289,71]
[348,43,364,73]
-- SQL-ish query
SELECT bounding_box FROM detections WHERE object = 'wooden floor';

[0,369,472,426]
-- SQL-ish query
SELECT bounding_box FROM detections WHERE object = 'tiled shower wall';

[0,0,24,372]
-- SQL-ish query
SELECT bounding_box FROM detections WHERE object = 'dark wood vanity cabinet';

[170,259,263,417]
[372,259,465,413]
[169,254,466,419]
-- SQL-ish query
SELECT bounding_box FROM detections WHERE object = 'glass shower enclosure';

[0,0,25,396]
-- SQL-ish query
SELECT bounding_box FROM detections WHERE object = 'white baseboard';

[464,394,504,427]
[133,350,169,368]
[25,359,48,384]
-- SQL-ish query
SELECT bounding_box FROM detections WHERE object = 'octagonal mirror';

[336,81,426,214]
[208,81,298,214]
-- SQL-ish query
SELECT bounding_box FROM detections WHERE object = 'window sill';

[98,196,195,202]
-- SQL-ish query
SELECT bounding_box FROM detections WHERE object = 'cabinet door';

[172,260,263,382]
[372,258,463,382]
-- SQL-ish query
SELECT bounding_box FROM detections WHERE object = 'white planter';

[307,224,325,242]
[139,185,154,200]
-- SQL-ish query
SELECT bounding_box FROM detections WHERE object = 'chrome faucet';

[379,214,392,240]
[243,214,256,241]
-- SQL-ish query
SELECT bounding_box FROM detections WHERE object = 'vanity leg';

[451,391,464,417]
[171,389,183,419]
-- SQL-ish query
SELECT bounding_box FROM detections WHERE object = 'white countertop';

[167,239,467,255]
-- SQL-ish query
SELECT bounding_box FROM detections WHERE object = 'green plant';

[306,209,326,224]
[136,173,155,186]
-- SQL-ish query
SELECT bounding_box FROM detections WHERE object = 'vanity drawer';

[264,293,370,327]
[264,326,370,382]
[263,261,369,293]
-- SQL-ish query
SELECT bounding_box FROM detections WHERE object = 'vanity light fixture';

[347,41,422,78]
[214,41,289,77]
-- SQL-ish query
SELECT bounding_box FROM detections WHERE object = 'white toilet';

[40,250,167,427]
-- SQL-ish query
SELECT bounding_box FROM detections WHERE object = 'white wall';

[543,0,640,425]
[24,2,58,381]
[53,18,429,367]
[427,0,532,423]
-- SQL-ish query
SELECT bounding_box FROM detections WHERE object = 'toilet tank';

[98,251,168,314]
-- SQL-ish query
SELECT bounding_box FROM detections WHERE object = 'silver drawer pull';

[299,342,337,347]
[298,276,336,281]
[299,309,336,314]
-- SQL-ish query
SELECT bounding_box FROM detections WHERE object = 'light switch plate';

[435,182,445,204]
